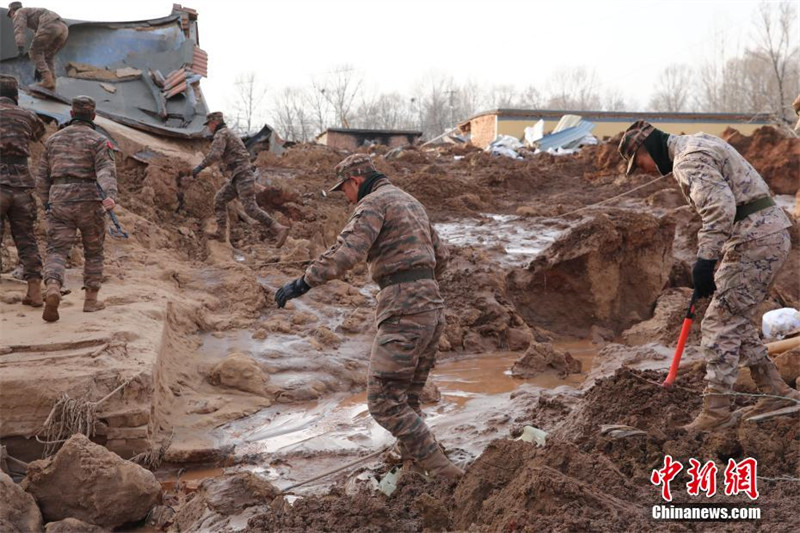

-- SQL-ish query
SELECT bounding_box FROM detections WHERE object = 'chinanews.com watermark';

[650,455,762,522]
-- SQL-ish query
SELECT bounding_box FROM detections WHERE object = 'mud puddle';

[210,341,598,493]
[434,214,571,267]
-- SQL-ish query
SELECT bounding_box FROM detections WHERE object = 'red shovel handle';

[662,297,697,388]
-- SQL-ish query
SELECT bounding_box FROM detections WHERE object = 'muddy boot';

[22,278,43,307]
[42,281,61,322]
[394,441,426,475]
[83,288,105,312]
[741,362,800,418]
[38,72,56,90]
[418,447,464,481]
[272,222,289,249]
[682,387,737,432]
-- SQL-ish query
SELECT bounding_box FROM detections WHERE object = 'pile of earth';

[722,126,800,195]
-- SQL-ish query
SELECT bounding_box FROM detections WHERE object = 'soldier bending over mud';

[274,154,463,480]
[619,120,799,432]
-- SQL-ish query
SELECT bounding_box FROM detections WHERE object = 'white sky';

[40,0,769,113]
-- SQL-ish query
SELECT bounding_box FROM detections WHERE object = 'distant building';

[460,109,773,149]
[316,128,423,151]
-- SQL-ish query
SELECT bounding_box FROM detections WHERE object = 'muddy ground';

[1,124,799,532]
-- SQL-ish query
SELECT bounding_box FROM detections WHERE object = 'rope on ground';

[280,445,391,494]
[35,374,141,457]
[556,173,670,218]
[758,475,800,482]
[711,391,800,404]
[130,431,174,471]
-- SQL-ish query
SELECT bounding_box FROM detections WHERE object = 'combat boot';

[741,362,800,418]
[39,72,56,90]
[83,288,105,312]
[272,222,289,248]
[42,280,61,322]
[22,278,43,307]
[418,447,464,481]
[682,387,737,432]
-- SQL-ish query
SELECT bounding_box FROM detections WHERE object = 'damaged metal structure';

[0,4,208,138]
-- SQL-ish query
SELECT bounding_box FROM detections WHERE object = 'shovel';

[662,295,697,388]
[96,183,129,239]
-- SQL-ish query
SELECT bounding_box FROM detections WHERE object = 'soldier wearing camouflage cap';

[274,154,462,480]
[192,111,288,246]
[7,2,68,91]
[619,121,797,432]
[37,95,118,322]
[0,73,46,306]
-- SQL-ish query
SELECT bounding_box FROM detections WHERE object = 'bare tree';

[273,87,313,142]
[751,1,799,119]
[602,88,628,111]
[313,65,364,128]
[545,67,602,110]
[354,92,414,130]
[649,64,694,112]
[229,72,267,134]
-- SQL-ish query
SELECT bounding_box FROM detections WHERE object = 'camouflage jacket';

[37,120,117,204]
[304,178,449,325]
[668,133,792,260]
[0,96,45,188]
[200,126,251,178]
[12,7,63,47]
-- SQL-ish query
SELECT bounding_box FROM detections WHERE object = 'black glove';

[692,258,717,300]
[17,46,24,56]
[191,165,204,178]
[275,277,311,308]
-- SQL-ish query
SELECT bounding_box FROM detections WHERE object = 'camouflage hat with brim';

[618,120,655,176]
[72,95,96,115]
[330,154,376,192]
[204,111,223,125]
[0,74,18,91]
[8,2,22,12]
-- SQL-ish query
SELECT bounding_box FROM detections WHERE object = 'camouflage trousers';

[702,230,791,390]
[44,202,106,290]
[30,21,68,81]
[214,171,276,231]
[367,308,445,462]
[0,185,42,280]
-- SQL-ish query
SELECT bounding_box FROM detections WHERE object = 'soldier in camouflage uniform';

[0,74,45,306]
[619,121,798,431]
[37,96,117,322]
[274,154,462,480]
[7,2,68,91]
[192,111,288,247]
[793,94,800,131]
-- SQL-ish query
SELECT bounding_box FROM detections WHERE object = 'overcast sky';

[40,0,770,113]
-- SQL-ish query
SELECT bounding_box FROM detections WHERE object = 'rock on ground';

[0,471,43,533]
[44,517,108,532]
[22,434,161,528]
[511,342,581,378]
[208,352,271,397]
[171,471,279,532]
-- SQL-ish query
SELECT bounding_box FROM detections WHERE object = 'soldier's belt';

[1,155,28,165]
[734,196,775,222]
[377,268,435,289]
[53,177,95,186]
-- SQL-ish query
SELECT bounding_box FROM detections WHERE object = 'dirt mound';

[722,126,800,195]
[0,471,42,533]
[622,287,709,346]
[511,341,581,378]
[208,352,273,397]
[507,210,675,336]
[22,434,161,528]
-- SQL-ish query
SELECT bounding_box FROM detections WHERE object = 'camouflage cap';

[7,2,21,12]
[71,95,96,115]
[330,154,376,192]
[0,74,18,91]
[618,120,655,176]
[204,111,224,125]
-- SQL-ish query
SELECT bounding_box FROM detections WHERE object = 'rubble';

[22,434,161,528]
[0,471,43,533]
